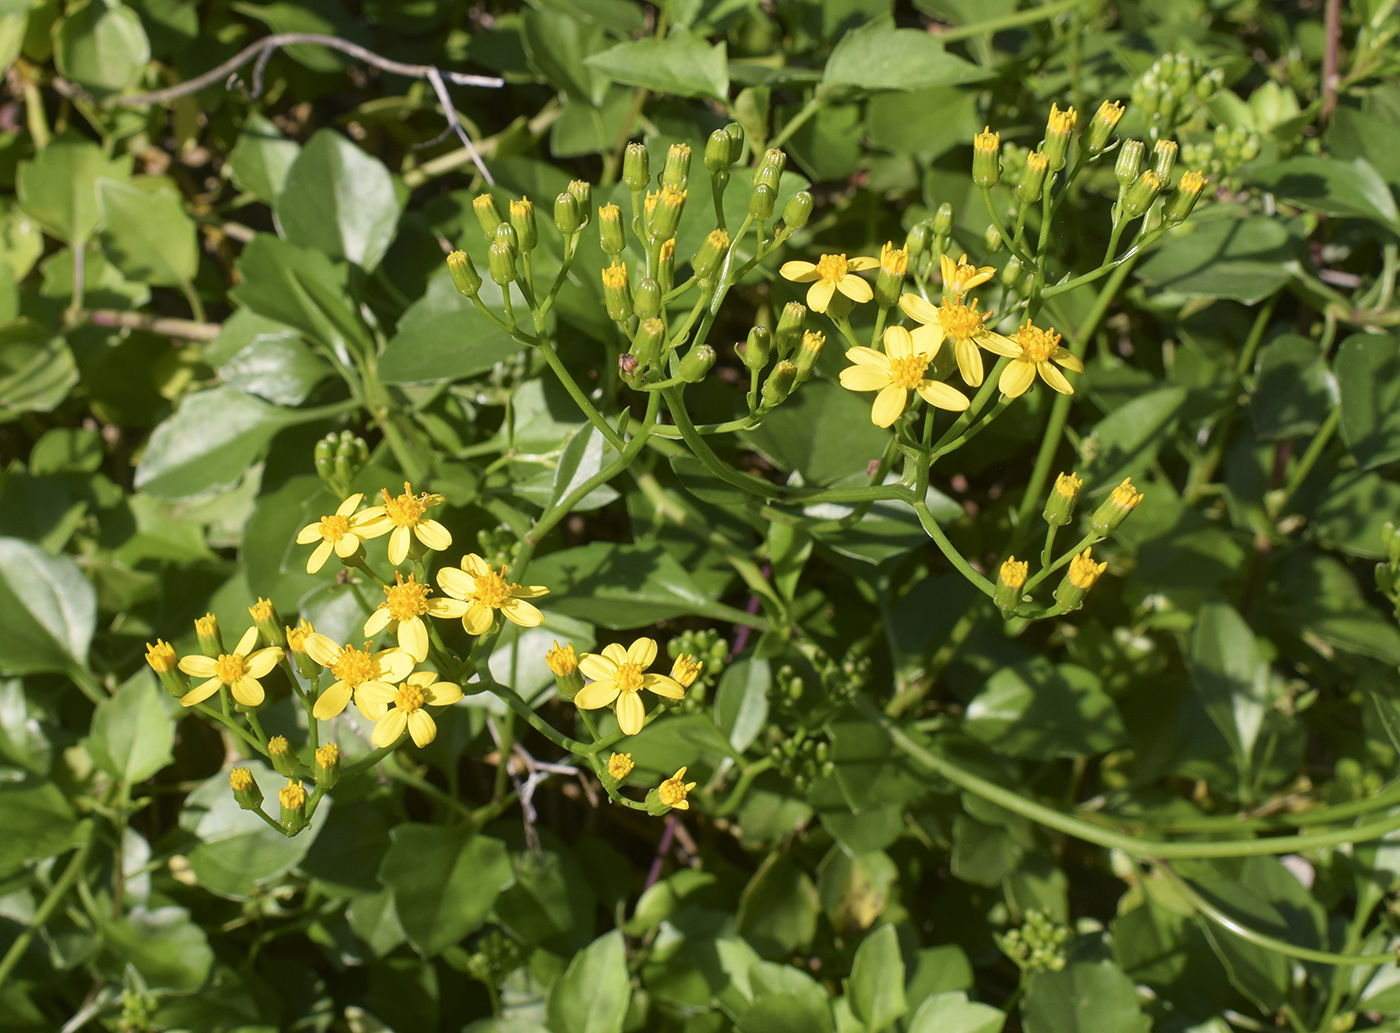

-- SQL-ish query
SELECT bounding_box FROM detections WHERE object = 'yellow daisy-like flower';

[363,572,466,663]
[940,253,996,300]
[357,670,464,748]
[997,321,1084,398]
[353,482,452,566]
[436,554,548,636]
[302,634,415,721]
[658,766,698,811]
[779,253,879,313]
[607,752,634,780]
[575,637,685,736]
[838,325,971,428]
[177,627,282,708]
[295,493,372,574]
[670,655,703,688]
[898,294,1018,388]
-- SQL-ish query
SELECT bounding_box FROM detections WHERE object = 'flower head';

[436,554,548,636]
[671,655,702,689]
[779,253,879,313]
[286,619,314,653]
[994,557,1029,613]
[838,325,970,428]
[302,633,415,721]
[898,293,1017,387]
[357,670,464,748]
[998,321,1083,398]
[575,637,685,736]
[295,493,374,574]
[1068,548,1107,589]
[279,780,306,810]
[1090,478,1145,536]
[145,640,176,674]
[608,753,635,780]
[940,253,996,300]
[177,627,282,708]
[547,641,578,677]
[353,482,451,566]
[364,572,465,662]
[658,767,697,810]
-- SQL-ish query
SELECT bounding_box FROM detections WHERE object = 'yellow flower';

[898,294,1018,388]
[302,634,415,721]
[177,627,282,708]
[575,637,685,736]
[286,619,314,653]
[658,767,697,810]
[546,641,578,676]
[295,492,373,574]
[940,253,995,300]
[436,554,548,636]
[363,572,465,663]
[670,655,702,688]
[838,325,970,428]
[779,253,879,313]
[1000,558,1029,589]
[357,670,464,748]
[1067,548,1107,589]
[608,753,635,780]
[998,321,1084,397]
[353,482,452,566]
[279,780,306,810]
[145,640,176,674]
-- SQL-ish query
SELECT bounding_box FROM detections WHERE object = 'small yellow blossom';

[302,634,415,721]
[363,572,465,663]
[436,554,548,636]
[1054,472,1082,500]
[295,493,374,574]
[1067,549,1107,589]
[601,261,627,290]
[177,627,282,708]
[546,641,578,677]
[1110,478,1144,512]
[357,670,464,748]
[607,753,635,780]
[880,241,909,278]
[575,637,685,736]
[249,598,273,622]
[145,640,176,673]
[1046,102,1078,136]
[287,619,314,653]
[940,253,996,300]
[779,253,879,313]
[230,767,254,793]
[671,655,702,688]
[1000,558,1029,590]
[998,321,1083,398]
[898,294,1018,387]
[658,767,697,811]
[353,482,452,566]
[279,780,306,810]
[315,742,339,769]
[838,325,970,428]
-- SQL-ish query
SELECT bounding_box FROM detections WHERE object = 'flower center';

[659,776,689,807]
[471,568,515,610]
[394,684,426,713]
[614,663,644,694]
[816,254,849,283]
[332,645,375,688]
[385,575,431,621]
[1016,324,1060,363]
[318,514,349,541]
[938,301,988,340]
[381,483,426,528]
[889,353,931,389]
[215,652,249,683]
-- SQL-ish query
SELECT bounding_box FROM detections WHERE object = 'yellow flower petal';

[642,674,685,699]
[1053,348,1085,373]
[407,709,437,747]
[313,682,353,721]
[845,346,890,368]
[388,526,410,565]
[779,260,820,282]
[616,690,645,735]
[308,539,333,573]
[846,256,879,271]
[499,597,544,627]
[427,682,463,706]
[1038,360,1074,395]
[436,567,473,599]
[899,294,939,323]
[373,709,408,748]
[871,385,908,428]
[807,279,836,313]
[462,554,492,577]
[247,647,282,678]
[601,643,629,666]
[884,325,913,361]
[626,637,658,669]
[376,649,415,682]
[975,330,1021,358]
[357,683,396,705]
[840,364,892,392]
[462,603,495,636]
[575,679,621,709]
[579,653,618,681]
[296,523,322,545]
[333,534,361,558]
[399,618,429,662]
[231,676,264,707]
[427,597,468,618]
[181,677,222,707]
[179,655,217,678]
[364,607,392,637]
[955,338,984,387]
[999,359,1036,398]
[837,274,873,303]
[915,381,971,411]
[414,519,452,552]
[304,633,341,668]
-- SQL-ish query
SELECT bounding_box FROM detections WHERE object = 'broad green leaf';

[549,426,617,510]
[545,930,631,1033]
[0,536,95,675]
[1249,333,1336,440]
[377,267,522,384]
[1187,599,1268,779]
[1260,551,1400,665]
[0,679,51,774]
[1251,155,1400,230]
[0,321,78,422]
[102,906,213,992]
[275,129,402,271]
[378,823,512,957]
[1076,387,1185,491]
[228,112,302,205]
[818,848,898,936]
[745,379,891,485]
[713,658,770,753]
[1311,469,1400,558]
[15,133,130,245]
[87,675,174,783]
[950,815,1021,886]
[964,660,1128,759]
[522,6,609,105]
[1324,106,1400,190]
[736,993,834,1033]
[848,924,906,1032]
[0,198,45,280]
[0,776,82,870]
[53,0,150,98]
[211,312,330,407]
[1335,331,1400,469]
[1021,957,1150,1033]
[584,28,728,100]
[823,19,988,92]
[736,853,820,958]
[527,541,725,628]
[230,0,367,72]
[1135,211,1298,303]
[98,176,197,286]
[907,992,1005,1033]
[230,233,370,354]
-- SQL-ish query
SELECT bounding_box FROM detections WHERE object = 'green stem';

[769,96,822,149]
[1269,406,1340,521]
[0,822,98,988]
[980,187,1040,270]
[913,501,994,597]
[661,386,782,499]
[934,0,1090,40]
[538,339,628,451]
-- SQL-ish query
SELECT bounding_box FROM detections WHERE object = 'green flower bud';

[632,317,667,371]
[725,122,745,159]
[692,229,730,284]
[447,250,482,298]
[279,780,308,833]
[661,143,691,191]
[983,221,1003,253]
[1085,100,1124,156]
[268,735,297,778]
[972,127,1001,187]
[874,242,909,310]
[314,742,340,790]
[623,142,650,191]
[781,190,813,233]
[194,613,222,658]
[1115,139,1144,187]
[509,197,537,252]
[230,768,263,811]
[647,186,686,241]
[554,191,582,236]
[248,597,285,649]
[760,359,797,408]
[1017,151,1050,205]
[705,129,733,173]
[743,326,771,370]
[680,344,716,383]
[749,184,775,221]
[775,301,805,359]
[547,642,584,700]
[1043,472,1082,527]
[906,222,931,264]
[793,330,824,384]
[1165,170,1208,225]
[754,148,785,192]
[472,193,503,238]
[658,237,676,294]
[599,203,626,256]
[568,179,592,224]
[633,277,661,321]
[994,557,1028,614]
[1120,170,1163,219]
[601,262,632,321]
[488,241,517,285]
[1152,139,1177,182]
[932,202,954,237]
[1053,548,1106,611]
[1089,478,1144,536]
[1042,104,1077,173]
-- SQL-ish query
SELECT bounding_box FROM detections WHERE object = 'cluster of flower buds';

[313,430,369,496]
[738,300,824,413]
[998,909,1070,974]
[1112,136,1208,226]
[1181,125,1261,182]
[1131,52,1225,138]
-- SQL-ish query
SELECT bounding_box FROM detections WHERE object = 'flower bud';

[286,618,319,681]
[906,222,931,264]
[547,641,584,700]
[248,597,285,648]
[680,344,716,383]
[671,655,702,689]
[268,734,297,778]
[760,359,797,408]
[748,184,775,221]
[1090,478,1144,536]
[601,262,632,321]
[602,751,634,789]
[632,317,667,371]
[983,221,1003,253]
[488,242,517,285]
[705,129,733,173]
[725,122,745,158]
[473,193,504,238]
[1120,170,1163,219]
[554,191,582,236]
[633,277,661,320]
[1042,104,1077,173]
[195,613,222,658]
[599,203,626,255]
[793,330,824,384]
[692,229,730,284]
[1165,170,1207,225]
[1043,472,1082,527]
[447,250,482,298]
[1017,151,1050,205]
[775,301,805,359]
[648,186,687,241]
[1152,139,1177,182]
[568,180,592,223]
[781,191,814,232]
[1115,139,1144,187]
[994,557,1029,614]
[874,242,909,310]
[509,197,537,252]
[973,127,1001,187]
[1085,100,1124,156]
[658,237,676,293]
[754,148,786,192]
[623,142,650,191]
[743,326,771,370]
[645,787,671,815]
[230,767,263,811]
[661,143,691,191]
[932,202,954,238]
[145,640,187,698]
[1054,548,1107,611]
[279,779,308,833]
[493,222,518,254]
[314,742,340,789]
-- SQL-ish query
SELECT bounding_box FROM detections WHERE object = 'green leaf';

[230,233,370,355]
[378,823,513,957]
[53,0,150,98]
[102,906,213,992]
[275,129,402,271]
[736,853,820,958]
[549,426,618,510]
[1021,957,1150,1033]
[1248,333,1336,440]
[0,679,51,774]
[848,924,907,1032]
[87,675,174,783]
[1135,211,1298,303]
[744,378,893,485]
[1335,331,1400,469]
[1076,387,1185,492]
[737,992,835,1033]
[0,320,78,422]
[714,658,771,753]
[584,28,728,100]
[1187,599,1268,780]
[823,19,987,92]
[0,776,82,870]
[1260,551,1400,666]
[228,112,302,205]
[15,133,130,245]
[211,312,331,407]
[818,847,898,936]
[963,659,1128,760]
[521,6,609,105]
[1250,155,1400,230]
[527,541,726,628]
[0,536,95,675]
[98,176,198,286]
[377,268,522,384]
[907,992,1005,1033]
[545,930,631,1033]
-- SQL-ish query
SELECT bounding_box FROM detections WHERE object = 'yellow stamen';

[614,663,644,694]
[318,513,350,541]
[816,254,850,283]
[938,300,990,339]
[384,573,431,621]
[214,652,249,684]
[331,645,375,688]
[381,482,428,528]
[889,353,931,389]
[1015,322,1062,363]
[394,684,426,714]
